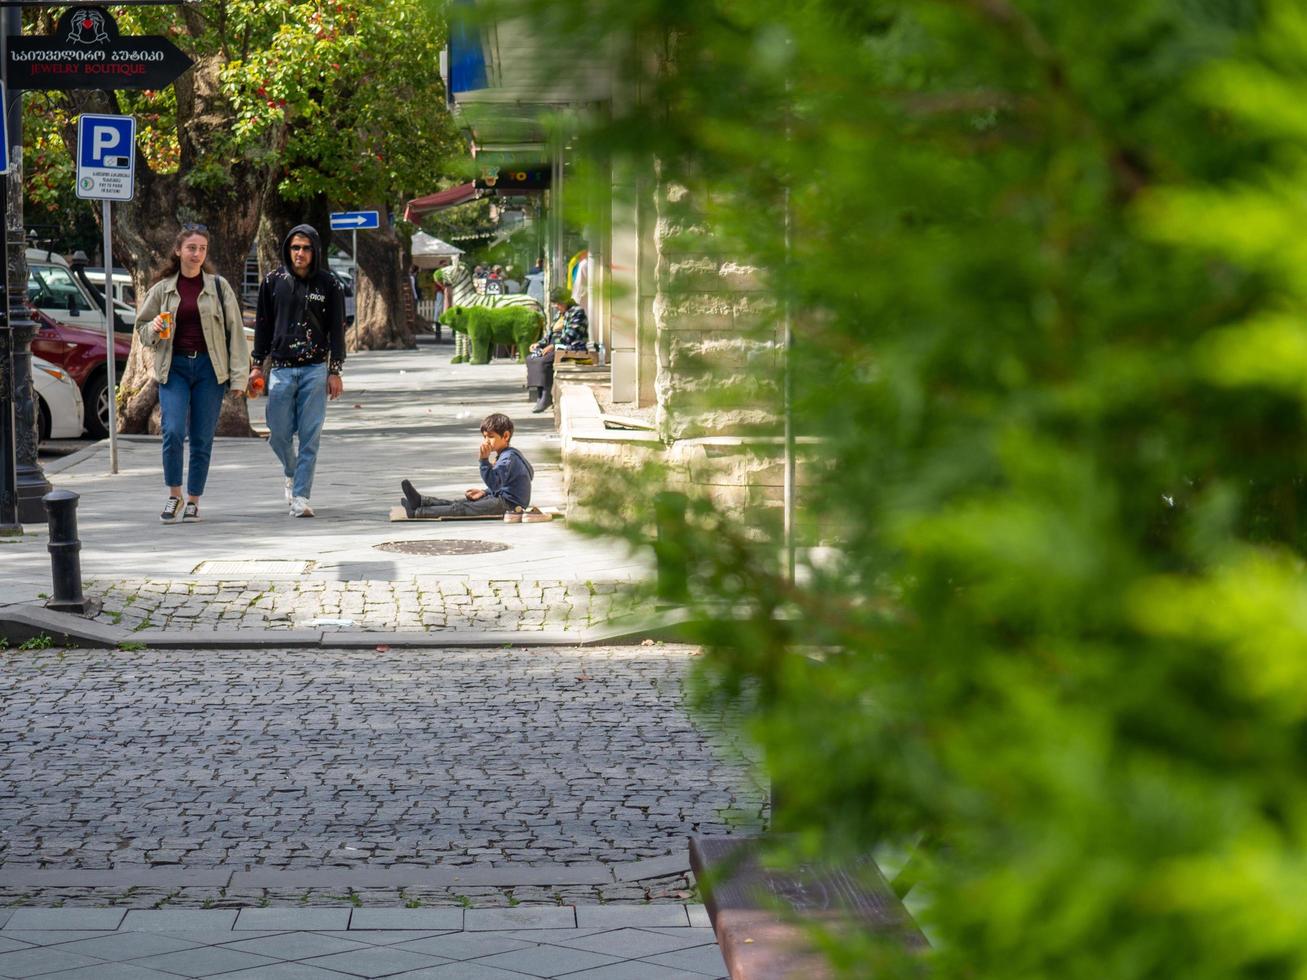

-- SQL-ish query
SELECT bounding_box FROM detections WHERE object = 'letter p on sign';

[92,125,121,159]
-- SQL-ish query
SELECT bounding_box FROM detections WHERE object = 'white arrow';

[332,215,370,227]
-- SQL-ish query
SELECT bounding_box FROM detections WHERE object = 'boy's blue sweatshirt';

[480,446,533,508]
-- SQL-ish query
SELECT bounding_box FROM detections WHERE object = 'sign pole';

[0,72,16,532]
[352,229,358,297]
[102,199,118,474]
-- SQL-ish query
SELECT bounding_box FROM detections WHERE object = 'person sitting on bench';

[400,413,534,519]
[527,288,589,413]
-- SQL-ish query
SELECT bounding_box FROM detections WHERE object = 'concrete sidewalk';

[0,905,727,978]
[1,350,654,639]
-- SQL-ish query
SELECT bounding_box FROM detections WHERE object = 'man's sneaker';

[159,496,183,524]
[504,506,524,523]
[182,502,201,523]
[289,496,315,518]
[522,507,553,523]
[284,477,294,503]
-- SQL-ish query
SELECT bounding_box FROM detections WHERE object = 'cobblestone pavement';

[0,644,764,908]
[82,578,642,633]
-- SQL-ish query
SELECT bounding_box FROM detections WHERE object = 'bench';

[556,348,597,366]
[689,836,927,979]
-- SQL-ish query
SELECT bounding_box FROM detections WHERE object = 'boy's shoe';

[504,506,524,523]
[522,507,552,523]
[159,496,183,524]
[400,480,423,513]
[182,502,201,523]
[284,477,294,504]
[289,496,315,518]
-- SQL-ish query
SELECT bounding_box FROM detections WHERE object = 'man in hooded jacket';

[250,224,346,518]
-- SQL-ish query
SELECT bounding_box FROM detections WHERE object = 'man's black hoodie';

[253,224,346,373]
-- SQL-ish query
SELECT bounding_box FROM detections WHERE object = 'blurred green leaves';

[523,0,1307,974]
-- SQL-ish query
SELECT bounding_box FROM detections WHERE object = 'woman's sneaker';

[182,502,201,523]
[159,496,183,524]
[289,496,315,518]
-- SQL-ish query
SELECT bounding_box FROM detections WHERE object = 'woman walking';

[135,224,250,523]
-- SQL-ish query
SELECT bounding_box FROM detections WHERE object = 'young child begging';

[400,413,533,519]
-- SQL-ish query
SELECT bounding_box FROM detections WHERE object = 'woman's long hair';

[150,226,216,286]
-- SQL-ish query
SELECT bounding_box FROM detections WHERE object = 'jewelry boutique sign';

[6,5,193,91]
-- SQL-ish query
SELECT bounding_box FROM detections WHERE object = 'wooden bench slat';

[690,836,927,979]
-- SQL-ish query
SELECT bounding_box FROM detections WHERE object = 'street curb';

[0,859,692,889]
[0,603,695,650]
[0,602,128,648]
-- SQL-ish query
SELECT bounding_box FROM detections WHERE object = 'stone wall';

[653,180,780,443]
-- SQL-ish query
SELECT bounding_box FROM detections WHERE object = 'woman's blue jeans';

[159,352,226,497]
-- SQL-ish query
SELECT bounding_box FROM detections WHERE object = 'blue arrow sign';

[330,210,380,230]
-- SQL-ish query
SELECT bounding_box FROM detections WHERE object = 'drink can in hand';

[158,311,173,339]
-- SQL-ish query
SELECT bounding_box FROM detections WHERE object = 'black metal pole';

[4,2,51,524]
[0,8,17,533]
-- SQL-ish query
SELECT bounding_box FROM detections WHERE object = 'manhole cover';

[194,560,313,577]
[375,539,511,556]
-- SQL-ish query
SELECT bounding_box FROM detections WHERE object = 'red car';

[28,306,132,439]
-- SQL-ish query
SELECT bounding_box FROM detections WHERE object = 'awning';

[410,231,464,269]
[403,182,480,222]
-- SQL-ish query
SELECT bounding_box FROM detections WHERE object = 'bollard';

[43,489,89,614]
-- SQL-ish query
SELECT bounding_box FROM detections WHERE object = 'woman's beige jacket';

[134,272,250,387]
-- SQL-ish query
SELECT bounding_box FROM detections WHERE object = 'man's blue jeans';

[266,362,328,500]
[159,352,226,497]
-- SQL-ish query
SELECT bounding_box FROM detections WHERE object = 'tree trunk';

[348,209,414,351]
[57,55,276,436]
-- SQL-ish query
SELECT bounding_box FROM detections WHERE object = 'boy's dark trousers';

[413,493,509,518]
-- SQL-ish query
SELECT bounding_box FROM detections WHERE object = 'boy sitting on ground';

[400,413,533,518]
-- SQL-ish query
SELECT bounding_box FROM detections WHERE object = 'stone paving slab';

[234,908,352,931]
[348,909,465,931]
[575,905,691,929]
[120,910,239,932]
[4,909,126,930]
[0,907,727,979]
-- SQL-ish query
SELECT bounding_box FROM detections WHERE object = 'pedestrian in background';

[526,288,589,414]
[249,224,346,518]
[135,223,249,524]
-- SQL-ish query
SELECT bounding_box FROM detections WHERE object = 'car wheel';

[83,372,110,439]
[37,396,51,445]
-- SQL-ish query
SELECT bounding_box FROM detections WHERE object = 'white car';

[31,355,85,443]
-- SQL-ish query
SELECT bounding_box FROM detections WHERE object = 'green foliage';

[518,0,1307,974]
[22,0,465,250]
[17,634,53,651]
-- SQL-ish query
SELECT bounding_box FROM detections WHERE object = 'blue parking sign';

[76,114,136,201]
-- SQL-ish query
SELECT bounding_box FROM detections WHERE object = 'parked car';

[31,356,84,443]
[26,248,132,439]
[80,266,138,322]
